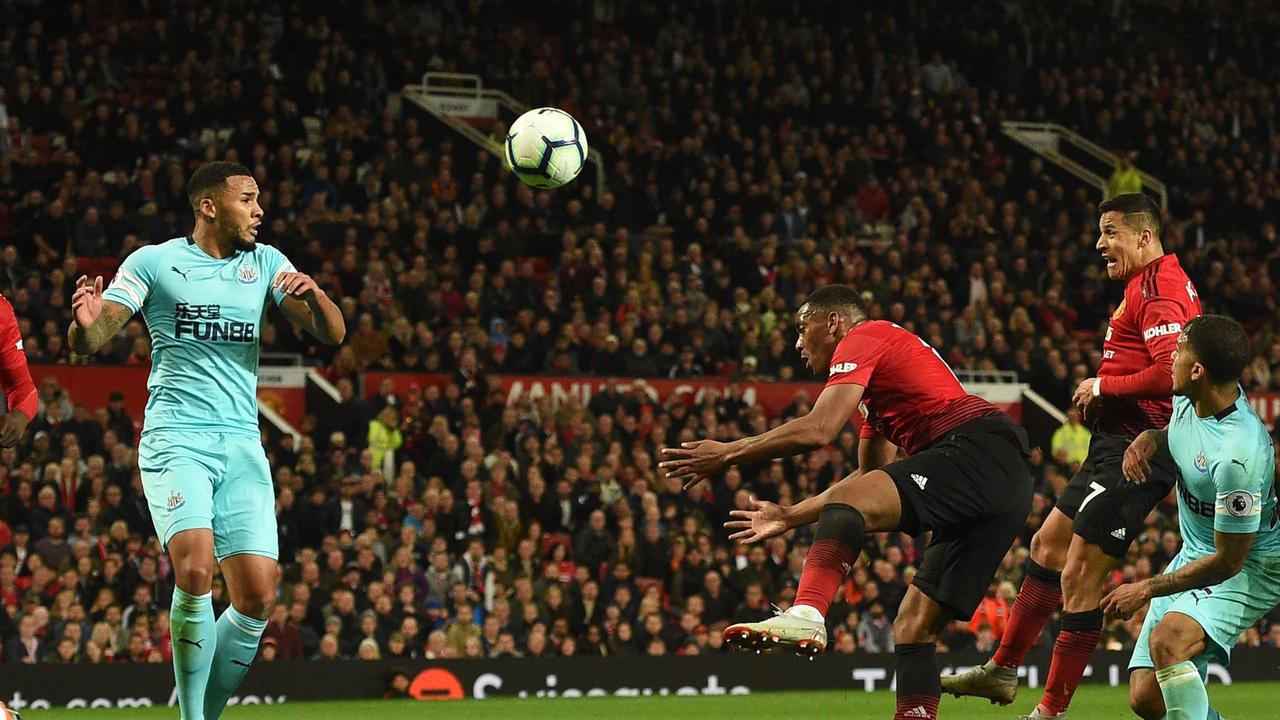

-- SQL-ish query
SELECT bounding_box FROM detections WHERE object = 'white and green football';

[504,107,588,189]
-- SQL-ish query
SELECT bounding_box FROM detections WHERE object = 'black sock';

[894,642,941,719]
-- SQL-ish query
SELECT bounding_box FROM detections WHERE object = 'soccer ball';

[504,107,588,189]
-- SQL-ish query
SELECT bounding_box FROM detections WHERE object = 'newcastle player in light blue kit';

[68,162,345,720]
[1102,315,1278,720]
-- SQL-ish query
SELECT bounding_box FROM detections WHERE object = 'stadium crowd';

[2,0,1280,668]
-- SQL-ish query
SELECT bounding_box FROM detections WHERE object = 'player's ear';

[1190,360,1205,382]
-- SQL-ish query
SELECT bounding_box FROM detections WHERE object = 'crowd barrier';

[3,647,1277,710]
[32,364,1280,430]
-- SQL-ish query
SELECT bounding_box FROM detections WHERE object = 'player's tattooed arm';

[68,297,134,356]
[1104,530,1253,617]
[1148,530,1253,597]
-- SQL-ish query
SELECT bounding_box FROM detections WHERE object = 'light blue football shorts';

[138,430,278,562]
[1130,551,1280,671]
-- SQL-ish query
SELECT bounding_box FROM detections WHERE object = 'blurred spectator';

[856,601,894,654]
[967,582,1010,644]
[1050,408,1092,469]
[1107,153,1144,198]
[367,406,403,481]
[4,614,43,663]
[0,0,1277,671]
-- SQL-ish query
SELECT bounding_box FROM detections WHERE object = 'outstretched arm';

[782,428,898,528]
[724,383,866,466]
[659,383,864,489]
[725,427,898,543]
[68,276,135,355]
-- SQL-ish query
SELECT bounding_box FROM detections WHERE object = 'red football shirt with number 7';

[825,320,1000,455]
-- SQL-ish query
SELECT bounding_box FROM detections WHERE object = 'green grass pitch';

[18,684,1277,719]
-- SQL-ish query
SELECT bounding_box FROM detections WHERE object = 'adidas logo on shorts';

[911,473,928,490]
[1111,528,1126,540]
[903,706,931,718]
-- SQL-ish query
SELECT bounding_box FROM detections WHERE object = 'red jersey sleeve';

[857,403,877,439]
[0,299,36,420]
[1099,295,1186,399]
[824,333,887,389]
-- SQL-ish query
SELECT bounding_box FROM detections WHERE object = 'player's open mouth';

[1101,253,1117,269]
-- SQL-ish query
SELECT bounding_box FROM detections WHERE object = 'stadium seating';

[0,0,1278,667]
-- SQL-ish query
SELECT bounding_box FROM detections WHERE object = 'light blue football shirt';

[1167,392,1279,560]
[102,237,294,437]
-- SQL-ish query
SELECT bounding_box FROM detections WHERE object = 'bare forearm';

[783,473,860,528]
[725,417,825,466]
[1147,554,1237,598]
[68,320,115,355]
[306,294,346,345]
[781,436,895,530]
[1139,428,1168,452]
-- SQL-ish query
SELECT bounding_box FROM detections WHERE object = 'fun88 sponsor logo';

[174,303,256,343]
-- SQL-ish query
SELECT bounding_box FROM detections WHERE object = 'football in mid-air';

[504,107,588,189]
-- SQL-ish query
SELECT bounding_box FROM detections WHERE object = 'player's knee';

[1058,556,1106,608]
[892,613,939,645]
[172,559,213,594]
[235,588,276,619]
[892,612,920,643]
[1148,622,1193,667]
[815,503,866,548]
[1057,561,1086,599]
[891,597,943,644]
[1030,528,1066,570]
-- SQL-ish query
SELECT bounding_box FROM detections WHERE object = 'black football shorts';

[1055,431,1177,558]
[882,415,1033,619]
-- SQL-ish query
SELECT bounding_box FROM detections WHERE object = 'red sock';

[992,560,1062,668]
[894,695,939,720]
[793,539,856,617]
[1039,610,1103,715]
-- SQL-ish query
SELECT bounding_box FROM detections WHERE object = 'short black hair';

[1183,314,1250,385]
[187,161,252,211]
[801,284,866,321]
[1099,192,1163,239]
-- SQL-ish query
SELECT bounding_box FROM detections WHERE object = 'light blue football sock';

[1156,661,1210,720]
[204,605,267,720]
[171,587,216,720]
